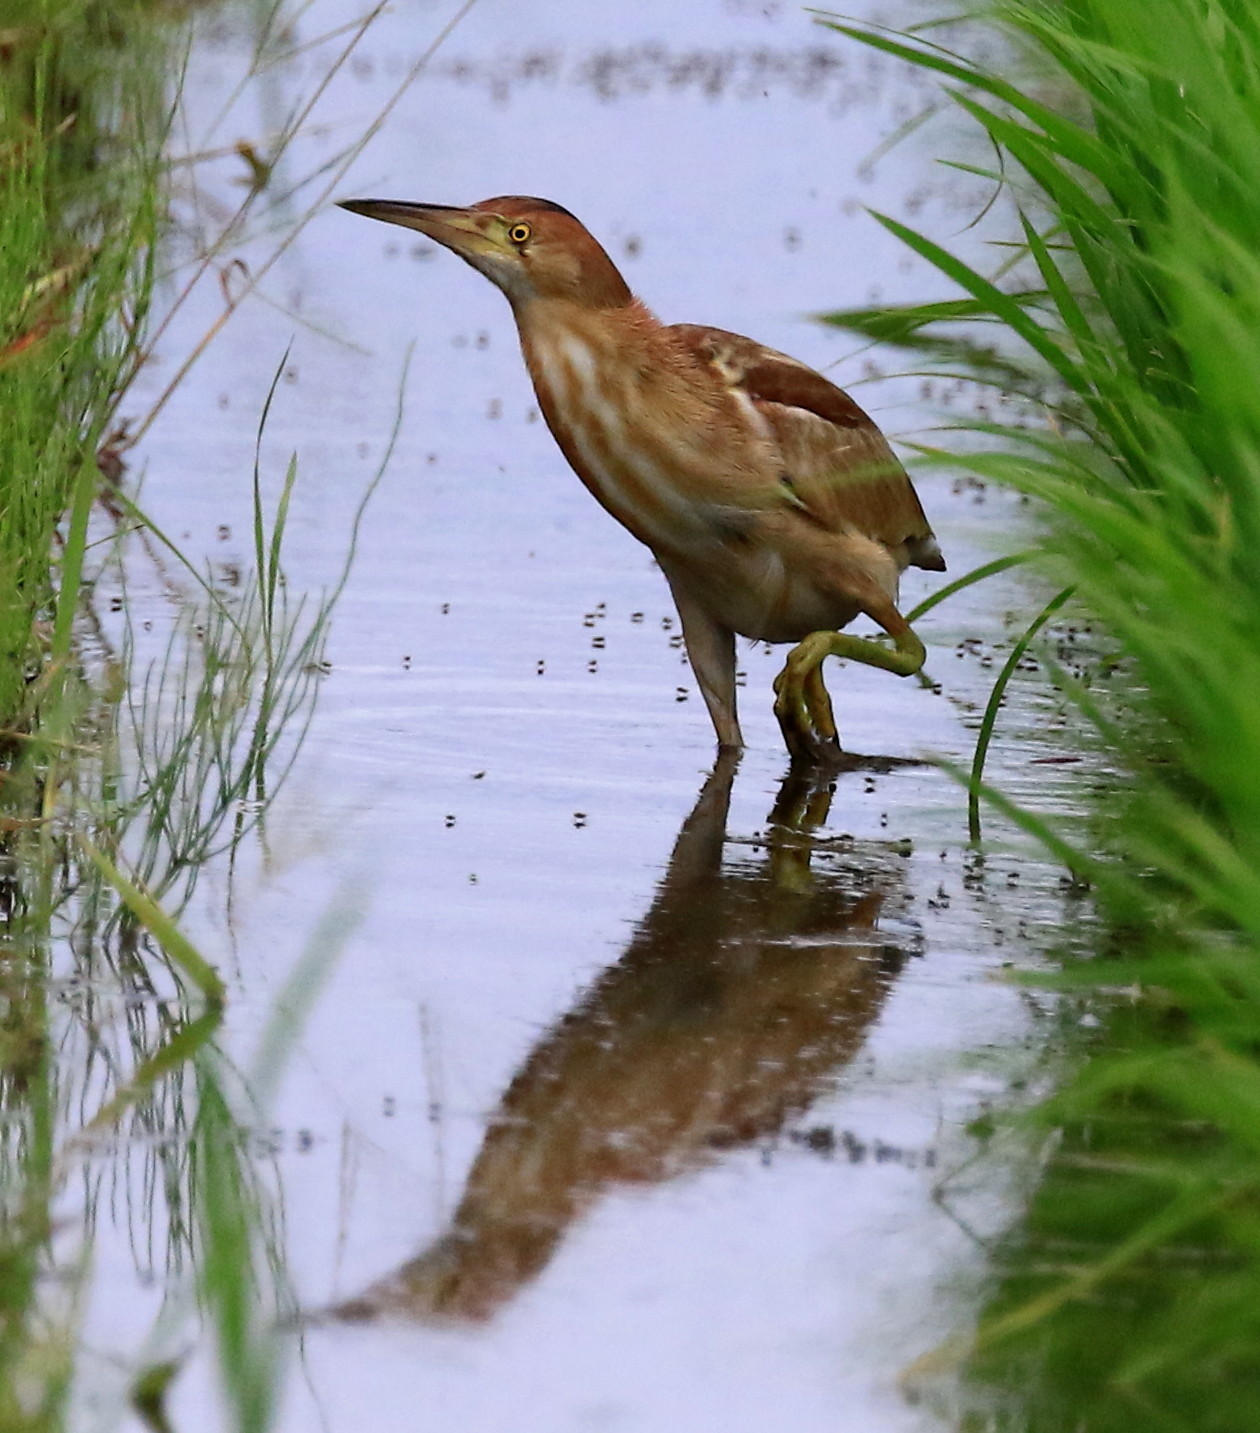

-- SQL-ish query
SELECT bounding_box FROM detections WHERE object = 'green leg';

[766,764,835,891]
[773,625,926,763]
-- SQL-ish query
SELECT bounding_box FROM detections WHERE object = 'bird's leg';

[773,611,926,763]
[662,571,743,751]
[765,763,834,892]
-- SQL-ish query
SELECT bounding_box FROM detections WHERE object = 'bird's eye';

[507,222,532,246]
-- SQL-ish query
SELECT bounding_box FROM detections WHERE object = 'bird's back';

[667,324,945,574]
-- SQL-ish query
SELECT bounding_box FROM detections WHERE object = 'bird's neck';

[512,295,663,353]
[512,296,675,429]
[509,297,742,555]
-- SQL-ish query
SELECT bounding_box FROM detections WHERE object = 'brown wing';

[668,323,945,572]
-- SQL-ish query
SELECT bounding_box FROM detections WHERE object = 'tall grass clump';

[821,3,1260,1428]
[0,1,169,726]
[0,0,471,1419]
[0,6,406,1427]
[0,10,176,1428]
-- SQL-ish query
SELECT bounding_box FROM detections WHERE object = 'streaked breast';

[524,325,715,548]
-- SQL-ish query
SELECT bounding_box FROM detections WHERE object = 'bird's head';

[337,195,632,310]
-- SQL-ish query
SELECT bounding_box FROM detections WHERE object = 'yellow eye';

[507,222,532,246]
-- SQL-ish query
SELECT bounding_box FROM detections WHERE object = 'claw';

[772,671,813,762]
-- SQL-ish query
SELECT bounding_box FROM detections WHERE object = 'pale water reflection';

[334,755,921,1324]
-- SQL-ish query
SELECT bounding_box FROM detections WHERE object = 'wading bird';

[338,195,944,763]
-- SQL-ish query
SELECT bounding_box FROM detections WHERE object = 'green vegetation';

[0,5,399,1429]
[822,2,1260,1428]
[0,0,166,725]
[0,457,325,1432]
[1,12,180,1425]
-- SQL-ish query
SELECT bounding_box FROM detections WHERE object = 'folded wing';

[668,323,945,573]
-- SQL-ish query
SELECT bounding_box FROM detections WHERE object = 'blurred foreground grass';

[0,4,385,1429]
[0,0,166,724]
[825,2,1260,1428]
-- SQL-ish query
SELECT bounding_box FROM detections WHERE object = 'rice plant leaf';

[67,1008,221,1153]
[253,346,291,655]
[948,91,1120,238]
[969,585,1076,843]
[905,551,1038,624]
[968,1182,1230,1359]
[194,1064,285,1433]
[867,209,1087,390]
[265,451,298,640]
[111,490,248,644]
[79,835,226,1007]
[51,454,99,675]
[1017,209,1099,360]
[817,18,1123,182]
[819,293,1046,344]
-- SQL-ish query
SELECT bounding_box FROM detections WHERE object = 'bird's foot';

[773,631,843,765]
[773,626,928,767]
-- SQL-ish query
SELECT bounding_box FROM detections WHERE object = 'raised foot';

[773,631,841,764]
[772,625,927,766]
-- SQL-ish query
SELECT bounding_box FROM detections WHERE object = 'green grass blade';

[906,551,1038,624]
[868,210,1088,389]
[968,585,1075,843]
[78,835,225,1007]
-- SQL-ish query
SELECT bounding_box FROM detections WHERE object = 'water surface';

[92,2,1095,1428]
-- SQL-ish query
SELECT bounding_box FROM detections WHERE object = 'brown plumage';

[668,323,944,571]
[338,194,944,762]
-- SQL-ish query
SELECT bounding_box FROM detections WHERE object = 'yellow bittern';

[339,195,945,763]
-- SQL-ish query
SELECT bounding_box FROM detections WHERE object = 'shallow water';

[87,2,1097,1428]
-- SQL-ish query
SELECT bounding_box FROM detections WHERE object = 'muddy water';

[108,2,1093,1429]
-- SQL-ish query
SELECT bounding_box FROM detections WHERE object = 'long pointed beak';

[337,199,488,253]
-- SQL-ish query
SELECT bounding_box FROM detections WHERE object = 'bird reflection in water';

[334,753,921,1324]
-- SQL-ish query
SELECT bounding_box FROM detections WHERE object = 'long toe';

[803,664,840,749]
[773,666,816,763]
[774,679,840,764]
[774,641,844,765]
